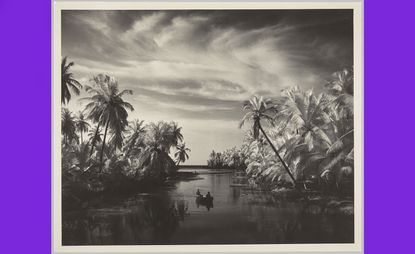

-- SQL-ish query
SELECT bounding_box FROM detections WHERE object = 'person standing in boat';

[205,192,213,211]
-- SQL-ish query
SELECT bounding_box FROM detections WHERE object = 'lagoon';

[62,168,353,245]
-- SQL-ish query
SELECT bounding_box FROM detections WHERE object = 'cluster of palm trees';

[207,147,246,169]
[237,68,354,191]
[61,57,191,191]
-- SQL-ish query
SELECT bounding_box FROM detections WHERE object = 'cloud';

[62,10,353,164]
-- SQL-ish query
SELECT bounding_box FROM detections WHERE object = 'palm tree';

[75,111,90,143]
[136,124,177,179]
[278,86,333,153]
[326,68,353,96]
[272,87,337,180]
[207,150,216,168]
[325,68,354,115]
[175,143,191,166]
[108,118,127,154]
[239,95,296,185]
[145,121,179,153]
[61,108,78,145]
[83,74,134,172]
[317,106,354,178]
[88,124,102,157]
[124,119,146,156]
[170,122,183,147]
[70,142,93,172]
[61,56,82,105]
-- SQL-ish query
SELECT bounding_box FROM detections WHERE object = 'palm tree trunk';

[80,131,83,144]
[89,122,101,157]
[99,118,110,173]
[258,122,297,186]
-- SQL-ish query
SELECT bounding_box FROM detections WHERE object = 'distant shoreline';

[178,165,208,169]
[178,165,235,170]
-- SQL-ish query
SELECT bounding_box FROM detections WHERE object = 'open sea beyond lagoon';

[62,168,354,245]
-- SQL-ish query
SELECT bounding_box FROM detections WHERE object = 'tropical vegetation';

[61,57,191,207]
[209,68,354,195]
[62,55,353,206]
[61,56,82,105]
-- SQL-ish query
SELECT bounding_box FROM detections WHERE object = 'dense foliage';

[62,55,353,202]
[61,58,190,203]
[207,147,246,170]
[209,68,354,194]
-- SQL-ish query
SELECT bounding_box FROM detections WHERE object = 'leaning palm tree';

[239,95,296,185]
[75,111,90,143]
[83,74,134,172]
[61,56,82,105]
[175,143,191,166]
[61,108,78,145]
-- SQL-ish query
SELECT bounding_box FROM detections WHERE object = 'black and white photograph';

[53,1,363,252]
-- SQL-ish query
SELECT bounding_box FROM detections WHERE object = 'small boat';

[196,194,213,204]
[195,194,214,210]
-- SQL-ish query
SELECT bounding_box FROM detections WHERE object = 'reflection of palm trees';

[172,199,189,221]
[62,195,182,245]
[139,196,181,243]
[278,220,301,243]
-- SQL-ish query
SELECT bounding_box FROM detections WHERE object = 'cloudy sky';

[62,9,353,165]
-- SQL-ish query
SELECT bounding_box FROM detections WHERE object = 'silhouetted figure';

[196,189,201,196]
[195,191,213,211]
[205,192,213,211]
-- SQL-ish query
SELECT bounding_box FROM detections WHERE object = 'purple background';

[1,0,414,253]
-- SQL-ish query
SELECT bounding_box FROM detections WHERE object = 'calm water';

[62,169,354,245]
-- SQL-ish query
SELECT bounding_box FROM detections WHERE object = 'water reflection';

[63,195,184,245]
[62,171,353,245]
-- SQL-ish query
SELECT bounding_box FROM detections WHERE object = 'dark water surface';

[62,169,354,245]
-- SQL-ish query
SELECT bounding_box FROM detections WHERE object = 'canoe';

[196,195,213,204]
